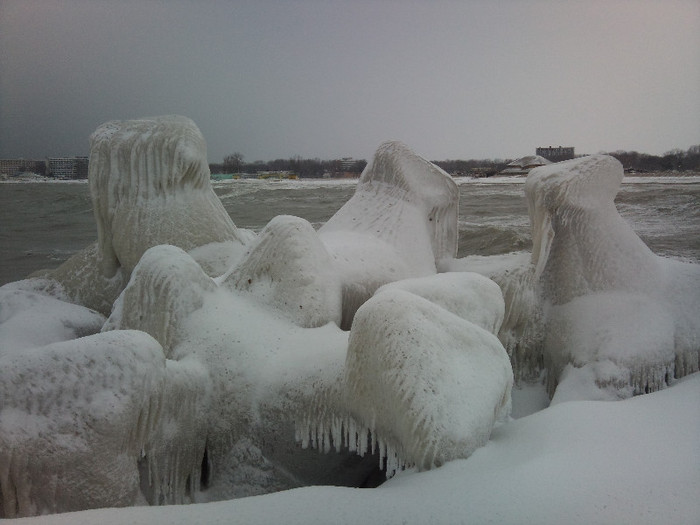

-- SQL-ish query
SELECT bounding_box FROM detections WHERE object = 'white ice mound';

[340,287,513,473]
[104,245,217,356]
[319,141,459,328]
[525,155,700,399]
[37,116,246,315]
[0,330,166,517]
[224,215,342,328]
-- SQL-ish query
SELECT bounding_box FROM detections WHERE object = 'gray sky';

[1,0,698,163]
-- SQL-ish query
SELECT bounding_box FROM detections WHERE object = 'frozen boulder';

[88,115,245,275]
[38,116,246,315]
[0,330,166,517]
[439,252,546,384]
[319,141,459,328]
[104,245,217,356]
[341,287,512,473]
[224,215,343,328]
[296,282,512,475]
[376,272,505,334]
[525,155,700,399]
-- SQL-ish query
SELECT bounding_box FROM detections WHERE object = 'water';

[1,176,699,286]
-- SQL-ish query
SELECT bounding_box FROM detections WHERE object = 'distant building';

[74,156,89,179]
[47,156,89,179]
[0,158,47,178]
[536,146,575,162]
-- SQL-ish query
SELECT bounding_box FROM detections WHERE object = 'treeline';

[606,145,700,172]
[209,144,700,178]
[431,158,511,176]
[210,153,367,178]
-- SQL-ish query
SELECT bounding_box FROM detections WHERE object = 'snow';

[0,280,105,353]
[14,374,700,525]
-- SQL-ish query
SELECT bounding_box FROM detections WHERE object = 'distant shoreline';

[2,171,700,185]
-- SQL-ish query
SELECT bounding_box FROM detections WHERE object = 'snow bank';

[525,155,700,398]
[319,141,459,328]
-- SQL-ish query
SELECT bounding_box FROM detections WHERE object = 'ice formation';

[524,155,700,399]
[319,141,459,328]
[0,280,105,353]
[30,116,247,315]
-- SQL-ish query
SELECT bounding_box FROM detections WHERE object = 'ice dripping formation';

[0,118,513,517]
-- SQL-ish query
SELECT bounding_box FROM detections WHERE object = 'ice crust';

[1,117,696,518]
[442,155,699,401]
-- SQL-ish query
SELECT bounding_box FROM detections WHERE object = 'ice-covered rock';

[0,330,166,517]
[35,116,247,315]
[341,287,512,473]
[103,245,217,356]
[224,215,342,328]
[439,252,545,384]
[319,141,459,328]
[296,276,513,475]
[376,272,504,334]
[525,155,700,399]
[0,126,517,517]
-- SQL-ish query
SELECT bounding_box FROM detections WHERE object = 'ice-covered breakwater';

[0,117,512,517]
[1,116,698,518]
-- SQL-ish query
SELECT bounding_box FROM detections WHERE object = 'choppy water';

[1,176,698,286]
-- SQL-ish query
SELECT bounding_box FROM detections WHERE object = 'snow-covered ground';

[17,372,699,525]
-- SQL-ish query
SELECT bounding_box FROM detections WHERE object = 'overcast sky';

[1,0,698,163]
